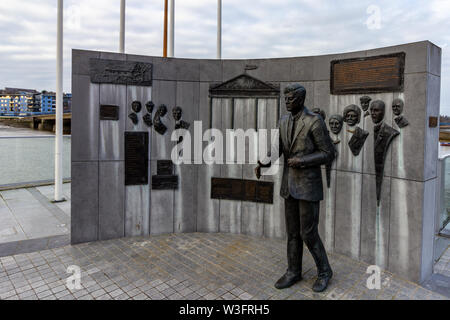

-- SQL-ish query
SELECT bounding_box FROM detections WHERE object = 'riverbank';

[0,121,53,137]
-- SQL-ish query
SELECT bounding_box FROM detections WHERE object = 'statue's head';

[329,114,344,135]
[370,100,385,124]
[360,96,372,111]
[158,104,167,117]
[145,101,154,113]
[131,101,142,113]
[392,98,404,116]
[343,104,361,126]
[172,106,182,121]
[284,84,306,114]
[312,108,326,121]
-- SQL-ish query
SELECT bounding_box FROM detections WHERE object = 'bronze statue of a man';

[255,84,335,292]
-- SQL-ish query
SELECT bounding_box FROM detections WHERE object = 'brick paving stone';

[0,233,447,301]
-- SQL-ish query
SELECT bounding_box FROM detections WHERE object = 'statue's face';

[360,98,371,111]
[285,91,304,113]
[172,108,182,121]
[146,101,154,113]
[132,101,142,113]
[346,110,359,126]
[370,103,385,124]
[158,105,167,116]
[329,118,343,135]
[392,100,404,116]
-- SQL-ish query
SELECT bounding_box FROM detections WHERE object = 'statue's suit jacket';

[278,107,335,202]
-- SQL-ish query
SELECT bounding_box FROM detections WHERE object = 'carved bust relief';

[343,104,369,156]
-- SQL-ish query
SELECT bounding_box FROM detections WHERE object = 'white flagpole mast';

[217,0,222,59]
[169,0,174,57]
[54,0,64,202]
[120,0,125,53]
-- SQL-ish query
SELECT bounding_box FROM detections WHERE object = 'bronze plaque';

[331,53,405,94]
[125,132,148,185]
[211,178,274,204]
[90,59,152,86]
[157,160,173,175]
[429,116,438,128]
[100,105,119,120]
[152,175,178,190]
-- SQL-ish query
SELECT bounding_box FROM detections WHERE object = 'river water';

[0,123,71,186]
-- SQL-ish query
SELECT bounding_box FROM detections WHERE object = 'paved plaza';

[0,232,448,300]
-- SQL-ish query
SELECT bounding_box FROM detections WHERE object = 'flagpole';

[54,0,64,202]
[169,0,174,57]
[163,0,168,57]
[120,0,125,53]
[217,0,222,59]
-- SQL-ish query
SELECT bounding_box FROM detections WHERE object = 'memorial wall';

[71,41,441,283]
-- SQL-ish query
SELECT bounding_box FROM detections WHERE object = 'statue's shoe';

[274,271,302,289]
[312,272,332,292]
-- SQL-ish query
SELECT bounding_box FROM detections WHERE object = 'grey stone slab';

[360,175,391,269]
[125,184,150,237]
[200,59,222,82]
[0,241,19,258]
[15,238,49,255]
[245,58,299,82]
[152,57,177,81]
[173,164,198,233]
[420,178,438,282]
[71,162,99,244]
[361,92,394,177]
[289,57,314,82]
[424,73,440,180]
[391,73,427,181]
[196,164,221,233]
[222,59,248,81]
[99,84,127,161]
[151,80,176,160]
[125,54,154,65]
[174,59,200,81]
[100,51,127,61]
[388,178,424,282]
[72,49,100,76]
[99,162,125,240]
[71,75,99,162]
[334,171,362,260]
[318,168,336,252]
[150,160,174,235]
[427,42,442,76]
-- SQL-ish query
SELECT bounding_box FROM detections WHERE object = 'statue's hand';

[255,165,262,180]
[287,157,302,168]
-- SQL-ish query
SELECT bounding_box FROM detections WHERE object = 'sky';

[0,0,449,114]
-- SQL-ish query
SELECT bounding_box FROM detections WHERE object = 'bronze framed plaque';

[330,52,405,94]
[100,105,119,120]
[90,59,153,86]
[211,177,274,204]
[125,132,148,185]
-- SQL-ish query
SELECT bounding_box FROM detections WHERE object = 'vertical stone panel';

[360,175,391,269]
[319,168,337,252]
[173,82,200,233]
[71,162,98,244]
[71,75,99,162]
[334,171,362,260]
[99,161,125,240]
[99,84,126,161]
[388,178,424,282]
[150,161,174,235]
